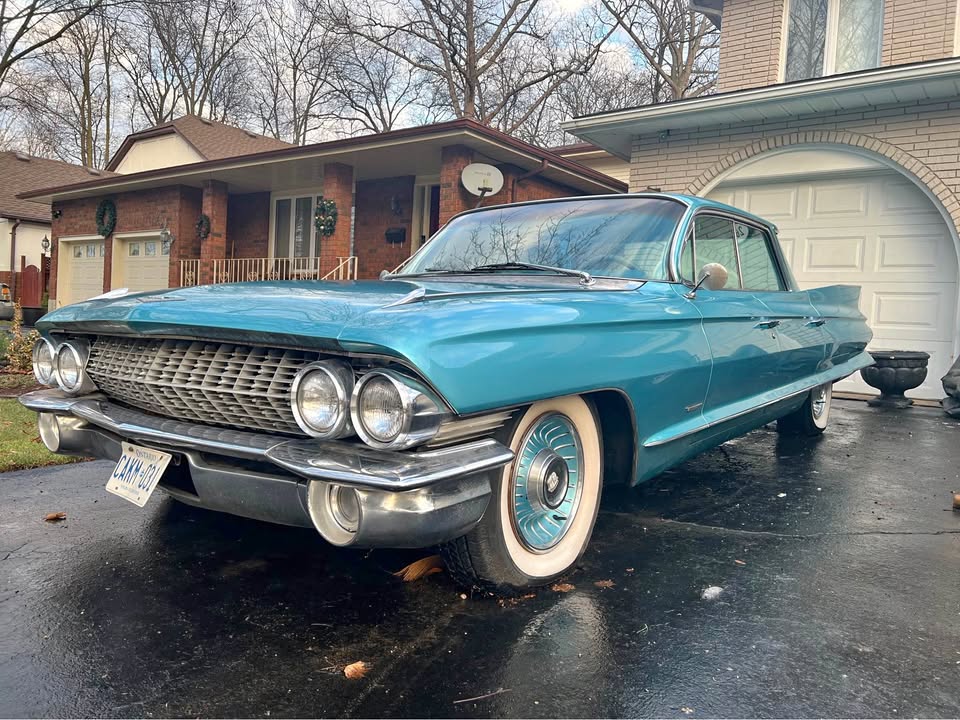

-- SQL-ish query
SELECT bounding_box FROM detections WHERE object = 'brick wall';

[716,0,958,93]
[717,0,785,93]
[628,97,960,227]
[439,144,583,227]
[228,192,271,258]
[321,163,354,276]
[51,185,199,304]
[200,180,228,284]
[354,176,414,279]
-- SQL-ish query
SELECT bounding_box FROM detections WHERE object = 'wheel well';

[585,390,636,486]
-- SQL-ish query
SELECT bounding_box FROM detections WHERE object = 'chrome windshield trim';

[19,389,513,490]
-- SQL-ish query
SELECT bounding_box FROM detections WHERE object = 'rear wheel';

[777,383,832,436]
[442,395,603,595]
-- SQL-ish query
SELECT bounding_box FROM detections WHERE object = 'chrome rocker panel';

[20,389,513,549]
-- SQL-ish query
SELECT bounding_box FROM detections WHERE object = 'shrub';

[3,304,39,373]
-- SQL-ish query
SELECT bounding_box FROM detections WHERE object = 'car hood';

[37,277,698,414]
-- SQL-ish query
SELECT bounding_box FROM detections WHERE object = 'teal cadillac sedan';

[21,194,872,594]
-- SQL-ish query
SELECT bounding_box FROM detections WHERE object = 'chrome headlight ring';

[291,360,355,438]
[32,337,57,385]
[53,339,96,395]
[350,370,448,450]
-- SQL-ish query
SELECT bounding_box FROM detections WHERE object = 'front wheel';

[777,382,832,436]
[442,395,603,595]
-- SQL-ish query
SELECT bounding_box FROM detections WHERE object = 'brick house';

[564,0,960,400]
[20,118,624,314]
[1,151,108,304]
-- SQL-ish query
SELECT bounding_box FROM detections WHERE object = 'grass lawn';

[0,373,39,394]
[0,397,88,473]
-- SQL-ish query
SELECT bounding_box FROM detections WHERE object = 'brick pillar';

[439,145,475,225]
[320,162,354,277]
[49,211,61,308]
[102,237,113,292]
[200,180,228,285]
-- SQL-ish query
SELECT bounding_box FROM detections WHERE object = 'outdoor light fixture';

[40,235,50,254]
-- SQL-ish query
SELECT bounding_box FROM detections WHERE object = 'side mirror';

[684,262,729,299]
[700,263,729,290]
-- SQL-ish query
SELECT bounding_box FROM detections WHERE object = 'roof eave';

[562,57,960,159]
[21,119,626,202]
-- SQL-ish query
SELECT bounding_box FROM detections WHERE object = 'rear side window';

[687,215,786,292]
[736,223,785,291]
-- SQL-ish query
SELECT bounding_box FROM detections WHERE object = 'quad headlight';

[350,370,446,450]
[52,340,95,394]
[291,360,355,438]
[32,338,56,385]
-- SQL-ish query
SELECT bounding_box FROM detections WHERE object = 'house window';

[273,194,324,258]
[784,0,883,82]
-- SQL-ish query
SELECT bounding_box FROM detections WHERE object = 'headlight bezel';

[290,360,355,438]
[350,369,447,450]
[32,337,56,385]
[52,339,96,394]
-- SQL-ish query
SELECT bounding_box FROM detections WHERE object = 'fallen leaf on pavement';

[44,512,67,522]
[498,593,536,607]
[551,582,575,593]
[681,707,694,714]
[734,559,746,566]
[393,555,443,582]
[625,568,635,573]
[594,579,615,589]
[343,661,369,679]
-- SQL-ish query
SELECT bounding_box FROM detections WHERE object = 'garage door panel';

[876,231,952,276]
[120,238,170,293]
[740,186,799,220]
[803,234,866,272]
[810,182,868,217]
[60,240,105,306]
[866,285,954,340]
[877,178,933,216]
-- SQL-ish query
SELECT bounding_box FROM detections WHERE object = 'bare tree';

[250,0,336,144]
[599,0,718,102]
[143,0,254,122]
[116,14,181,127]
[336,0,612,134]
[0,0,106,103]
[325,33,419,135]
[19,7,119,166]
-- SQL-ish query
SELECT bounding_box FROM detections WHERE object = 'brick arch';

[685,130,960,232]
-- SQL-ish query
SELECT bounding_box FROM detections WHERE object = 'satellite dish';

[461,163,504,197]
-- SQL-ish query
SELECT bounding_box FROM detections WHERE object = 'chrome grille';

[85,336,322,434]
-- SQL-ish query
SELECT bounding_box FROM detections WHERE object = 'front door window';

[273,195,323,259]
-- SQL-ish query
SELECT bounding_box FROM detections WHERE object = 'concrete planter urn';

[943,356,960,418]
[860,350,930,408]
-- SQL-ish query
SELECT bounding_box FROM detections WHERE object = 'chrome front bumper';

[20,390,513,548]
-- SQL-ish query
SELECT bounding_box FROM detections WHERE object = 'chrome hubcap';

[511,413,583,551]
[812,385,828,419]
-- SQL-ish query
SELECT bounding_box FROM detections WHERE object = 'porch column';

[439,144,475,225]
[200,180,228,285]
[320,162,354,277]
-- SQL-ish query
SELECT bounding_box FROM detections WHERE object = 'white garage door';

[120,237,170,293]
[710,174,958,399]
[61,239,105,306]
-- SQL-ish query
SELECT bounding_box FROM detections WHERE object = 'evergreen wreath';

[95,198,117,236]
[196,213,211,240]
[314,197,338,237]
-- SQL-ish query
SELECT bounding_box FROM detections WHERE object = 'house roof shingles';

[107,114,293,170]
[0,151,109,223]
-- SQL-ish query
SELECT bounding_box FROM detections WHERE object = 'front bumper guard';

[20,389,514,548]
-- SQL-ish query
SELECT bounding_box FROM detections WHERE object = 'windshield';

[399,197,684,281]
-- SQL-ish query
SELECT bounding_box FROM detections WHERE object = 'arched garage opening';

[700,146,959,400]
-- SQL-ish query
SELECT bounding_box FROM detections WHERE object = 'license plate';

[106,442,173,507]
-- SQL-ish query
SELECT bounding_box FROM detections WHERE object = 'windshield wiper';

[468,262,594,286]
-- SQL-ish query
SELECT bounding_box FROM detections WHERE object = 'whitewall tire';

[442,395,603,594]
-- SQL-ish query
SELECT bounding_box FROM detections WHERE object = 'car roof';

[451,192,776,230]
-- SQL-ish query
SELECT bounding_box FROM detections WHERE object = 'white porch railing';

[179,257,357,286]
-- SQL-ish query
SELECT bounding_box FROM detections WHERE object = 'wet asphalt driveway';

[1,399,959,718]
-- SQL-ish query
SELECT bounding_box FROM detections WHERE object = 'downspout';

[8,218,20,303]
[511,159,550,203]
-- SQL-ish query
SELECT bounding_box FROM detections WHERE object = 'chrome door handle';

[755,319,781,329]
[805,318,826,327]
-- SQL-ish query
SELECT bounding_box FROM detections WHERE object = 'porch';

[178,256,358,286]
